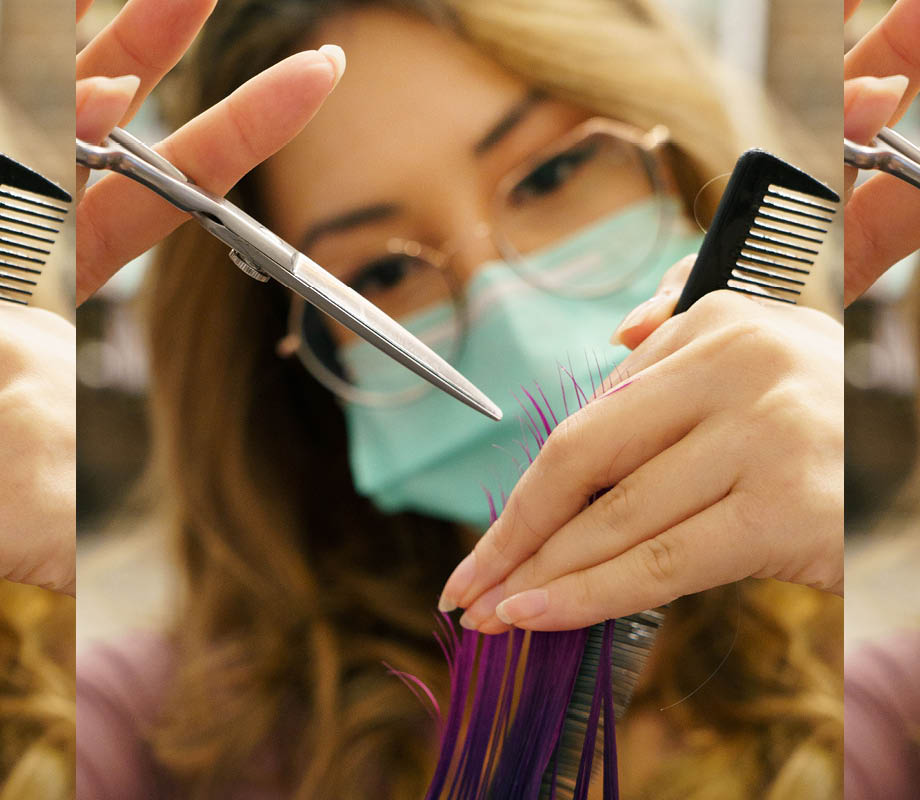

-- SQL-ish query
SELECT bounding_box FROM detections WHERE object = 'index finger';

[76,49,341,304]
[76,0,217,123]
[844,0,920,124]
[438,350,714,613]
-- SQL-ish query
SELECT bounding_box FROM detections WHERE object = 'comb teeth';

[539,610,667,798]
[673,150,840,316]
[0,183,69,306]
[725,182,838,306]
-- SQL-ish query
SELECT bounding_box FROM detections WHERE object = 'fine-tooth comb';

[544,150,839,799]
[674,148,840,313]
[0,154,72,306]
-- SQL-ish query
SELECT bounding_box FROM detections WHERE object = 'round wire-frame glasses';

[282,117,676,407]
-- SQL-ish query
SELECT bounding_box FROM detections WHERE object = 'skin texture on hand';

[440,286,843,633]
[75,0,344,304]
[0,307,76,595]
[843,0,920,306]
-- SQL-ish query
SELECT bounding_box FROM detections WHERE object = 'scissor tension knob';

[229,249,270,282]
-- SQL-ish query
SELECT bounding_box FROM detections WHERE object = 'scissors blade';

[260,251,503,421]
[77,129,503,421]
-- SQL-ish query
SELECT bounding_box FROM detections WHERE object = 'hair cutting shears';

[844,126,920,191]
[76,127,502,421]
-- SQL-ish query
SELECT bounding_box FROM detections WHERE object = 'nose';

[442,221,503,287]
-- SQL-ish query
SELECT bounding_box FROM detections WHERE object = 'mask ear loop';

[691,173,732,234]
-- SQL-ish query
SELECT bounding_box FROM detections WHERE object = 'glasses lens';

[495,130,671,297]
[299,248,463,401]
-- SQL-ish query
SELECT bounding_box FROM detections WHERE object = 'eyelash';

[507,141,598,207]
[350,254,421,295]
[347,141,599,291]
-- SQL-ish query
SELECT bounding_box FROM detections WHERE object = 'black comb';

[674,149,839,313]
[0,154,72,306]
[541,151,839,800]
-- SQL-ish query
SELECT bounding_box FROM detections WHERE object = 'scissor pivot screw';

[229,249,270,282]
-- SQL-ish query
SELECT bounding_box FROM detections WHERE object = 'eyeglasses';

[281,117,677,406]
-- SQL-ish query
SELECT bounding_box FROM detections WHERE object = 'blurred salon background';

[75,0,843,648]
[844,0,920,653]
[0,0,75,795]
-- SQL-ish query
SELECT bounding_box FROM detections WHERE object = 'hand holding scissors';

[76,0,499,419]
[843,0,920,305]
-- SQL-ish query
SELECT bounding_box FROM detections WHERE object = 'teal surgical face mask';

[341,199,703,531]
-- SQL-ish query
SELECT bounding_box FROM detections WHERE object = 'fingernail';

[439,551,477,612]
[458,583,506,629]
[478,616,513,636]
[866,74,909,97]
[76,74,140,113]
[318,44,346,88]
[106,74,142,96]
[844,75,909,142]
[610,292,671,345]
[76,75,141,143]
[458,611,478,630]
[495,589,548,625]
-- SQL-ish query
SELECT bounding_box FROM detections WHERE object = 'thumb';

[76,75,140,201]
[611,254,695,349]
[844,74,909,202]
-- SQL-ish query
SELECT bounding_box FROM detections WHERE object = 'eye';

[509,141,599,206]
[350,254,420,296]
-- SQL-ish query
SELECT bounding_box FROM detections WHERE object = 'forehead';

[260,6,531,237]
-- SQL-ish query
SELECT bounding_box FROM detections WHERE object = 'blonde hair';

[0,582,75,799]
[144,1,843,797]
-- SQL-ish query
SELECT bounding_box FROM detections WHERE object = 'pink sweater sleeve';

[76,635,175,799]
[845,631,920,800]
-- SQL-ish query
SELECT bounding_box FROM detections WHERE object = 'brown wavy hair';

[0,583,75,799]
[143,1,843,797]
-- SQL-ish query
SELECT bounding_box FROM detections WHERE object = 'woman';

[77,0,845,797]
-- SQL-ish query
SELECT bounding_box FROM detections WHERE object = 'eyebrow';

[473,88,544,154]
[301,203,400,250]
[299,90,545,251]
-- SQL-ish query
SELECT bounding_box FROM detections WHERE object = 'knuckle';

[597,477,636,527]
[540,412,585,471]
[225,93,264,164]
[0,342,28,380]
[688,287,748,320]
[725,490,764,541]
[745,379,814,445]
[637,533,680,586]
[708,318,800,380]
[574,568,597,610]
[483,496,536,570]
[482,518,516,565]
[110,18,158,74]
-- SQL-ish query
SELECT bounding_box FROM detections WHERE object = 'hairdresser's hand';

[0,306,75,595]
[75,0,345,304]
[439,281,842,633]
[843,0,920,306]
